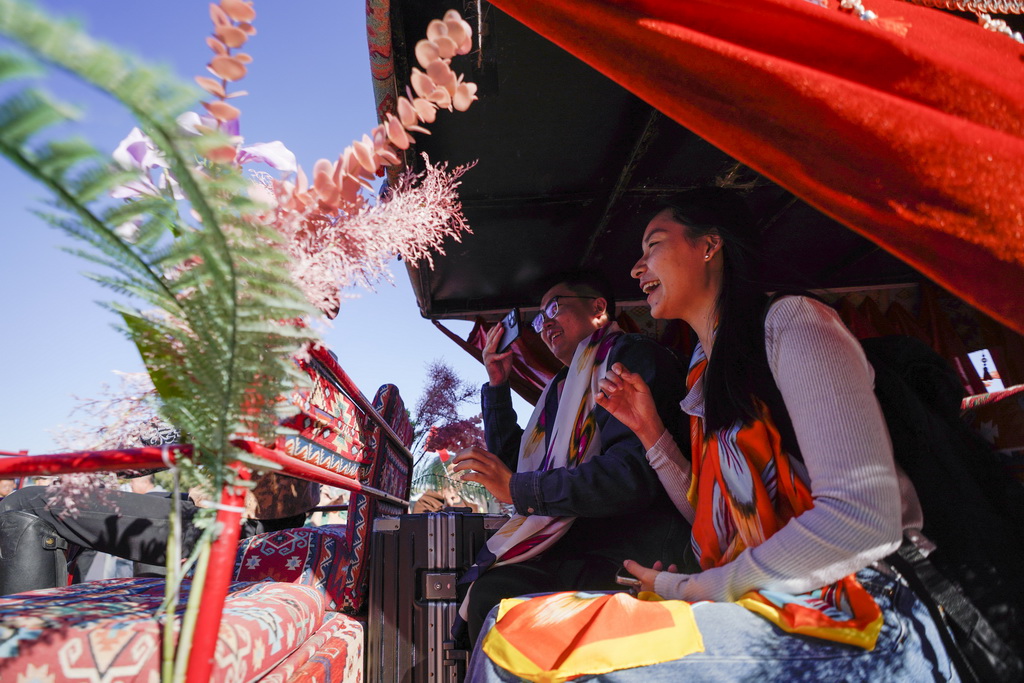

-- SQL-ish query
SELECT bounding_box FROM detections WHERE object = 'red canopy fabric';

[489,0,1024,334]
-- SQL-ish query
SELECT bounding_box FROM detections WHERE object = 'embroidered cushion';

[276,346,370,480]
[232,524,351,611]
[258,611,364,683]
[0,578,327,682]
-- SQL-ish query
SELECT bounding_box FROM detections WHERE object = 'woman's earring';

[704,254,711,261]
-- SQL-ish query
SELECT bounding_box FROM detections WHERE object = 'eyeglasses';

[531,296,598,333]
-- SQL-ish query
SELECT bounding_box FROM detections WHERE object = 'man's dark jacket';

[481,331,693,569]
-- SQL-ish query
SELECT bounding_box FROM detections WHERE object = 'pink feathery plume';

[45,373,176,518]
[260,156,474,315]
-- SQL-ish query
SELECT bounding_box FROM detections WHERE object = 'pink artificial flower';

[247,172,278,208]
[110,128,182,200]
[176,111,241,138]
[202,99,242,122]
[237,141,297,173]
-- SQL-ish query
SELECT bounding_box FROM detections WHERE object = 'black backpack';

[760,320,1024,682]
[863,336,1024,683]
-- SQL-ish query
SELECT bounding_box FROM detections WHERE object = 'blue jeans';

[465,568,959,682]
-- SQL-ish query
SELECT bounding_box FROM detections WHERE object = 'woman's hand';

[623,559,680,594]
[483,323,515,387]
[595,362,665,449]
[452,446,513,504]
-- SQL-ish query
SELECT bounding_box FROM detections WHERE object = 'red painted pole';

[184,467,248,683]
[0,446,190,478]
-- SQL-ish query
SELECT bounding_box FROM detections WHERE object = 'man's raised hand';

[483,323,515,387]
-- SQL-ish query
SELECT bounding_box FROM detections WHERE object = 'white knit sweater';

[651,296,923,601]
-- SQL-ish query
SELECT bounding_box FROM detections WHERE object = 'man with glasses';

[452,272,692,645]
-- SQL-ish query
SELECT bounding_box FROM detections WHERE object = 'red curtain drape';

[489,0,1024,334]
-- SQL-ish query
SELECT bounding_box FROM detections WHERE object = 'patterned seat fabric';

[0,524,366,682]
[0,578,328,682]
[277,347,371,485]
[274,348,414,614]
[230,524,351,611]
[259,612,364,683]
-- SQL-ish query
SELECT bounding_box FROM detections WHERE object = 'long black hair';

[656,188,778,435]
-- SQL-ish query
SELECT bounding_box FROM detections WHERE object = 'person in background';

[0,471,318,595]
[128,474,165,496]
[307,486,348,526]
[412,489,446,514]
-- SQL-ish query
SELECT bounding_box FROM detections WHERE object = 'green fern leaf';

[0,51,41,81]
[66,164,144,204]
[0,88,78,146]
[0,0,319,506]
[118,310,190,402]
[33,137,101,177]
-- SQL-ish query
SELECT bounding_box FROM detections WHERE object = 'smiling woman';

[633,208,723,352]
[633,190,771,435]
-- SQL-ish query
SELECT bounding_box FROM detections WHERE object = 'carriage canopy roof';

[367,0,1024,334]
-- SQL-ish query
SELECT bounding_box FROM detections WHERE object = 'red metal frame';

[0,447,189,479]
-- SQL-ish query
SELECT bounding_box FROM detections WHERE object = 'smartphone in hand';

[497,308,521,353]
[615,567,641,588]
[615,565,641,594]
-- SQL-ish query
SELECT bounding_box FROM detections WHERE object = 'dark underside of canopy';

[383,2,1020,321]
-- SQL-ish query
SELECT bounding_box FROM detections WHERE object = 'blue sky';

[0,0,529,453]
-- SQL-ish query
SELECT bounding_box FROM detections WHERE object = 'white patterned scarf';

[456,323,624,624]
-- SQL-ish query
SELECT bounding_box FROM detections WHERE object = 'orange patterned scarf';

[686,343,883,649]
[686,344,813,569]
